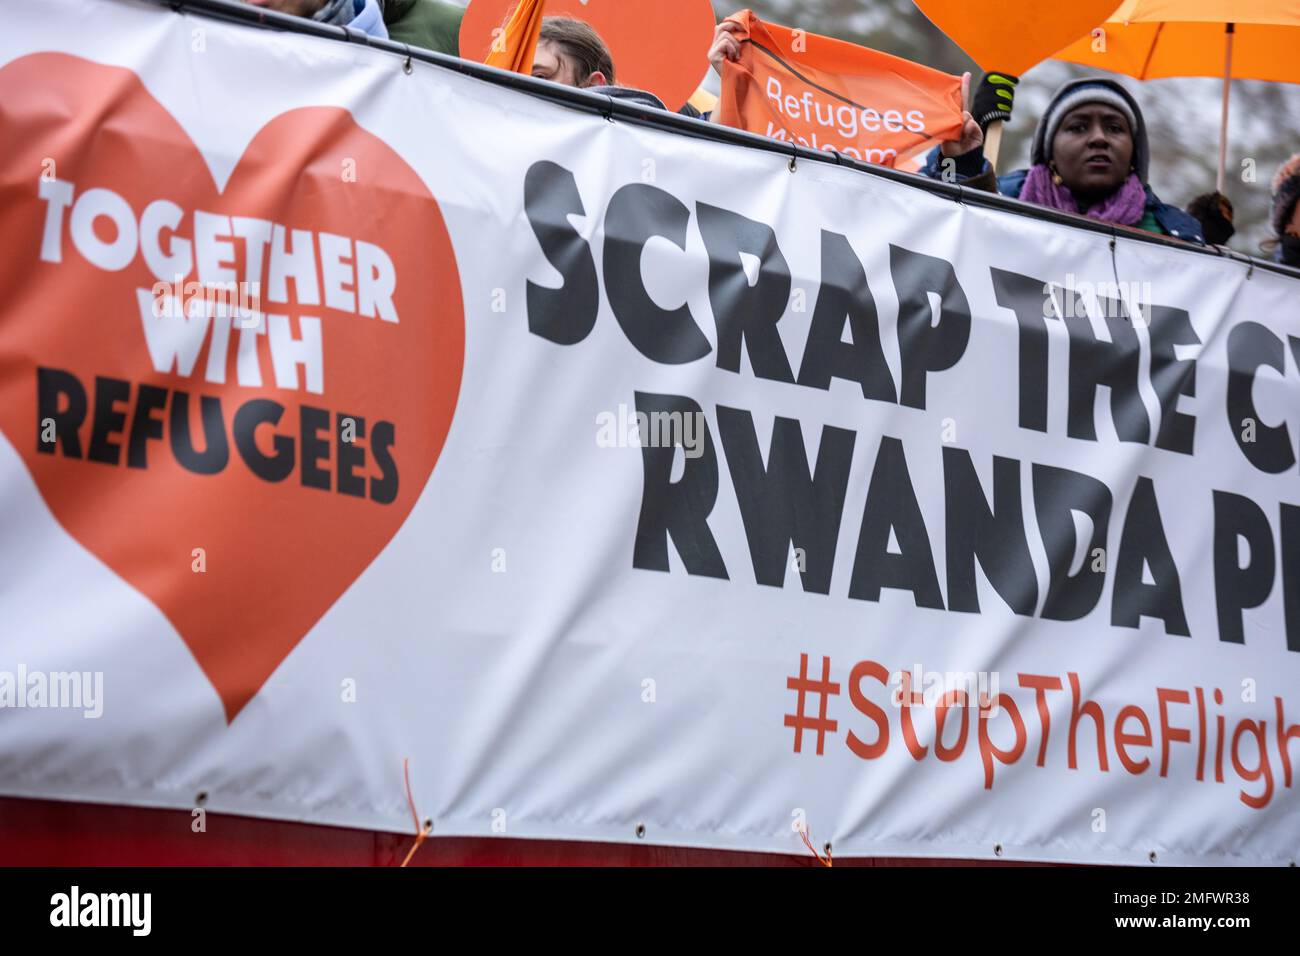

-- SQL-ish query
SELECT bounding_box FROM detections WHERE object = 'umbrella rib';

[1138,21,1164,80]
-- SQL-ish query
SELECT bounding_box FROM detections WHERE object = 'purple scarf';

[1019,164,1147,226]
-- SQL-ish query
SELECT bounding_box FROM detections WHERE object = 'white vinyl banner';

[2,0,1299,866]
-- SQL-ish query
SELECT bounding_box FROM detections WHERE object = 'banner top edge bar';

[138,0,1299,283]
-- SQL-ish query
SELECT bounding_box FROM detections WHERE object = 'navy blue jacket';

[1276,235,1300,268]
[920,147,1204,245]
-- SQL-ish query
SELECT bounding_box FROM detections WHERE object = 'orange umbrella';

[1054,1,1300,191]
[483,0,547,74]
[910,0,1123,166]
[912,0,1124,76]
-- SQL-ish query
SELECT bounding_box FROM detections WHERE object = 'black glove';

[971,72,1018,131]
[1187,191,1236,245]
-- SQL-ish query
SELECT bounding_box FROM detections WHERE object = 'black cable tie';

[1108,228,1125,320]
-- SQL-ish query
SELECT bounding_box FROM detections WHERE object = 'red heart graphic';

[0,53,465,721]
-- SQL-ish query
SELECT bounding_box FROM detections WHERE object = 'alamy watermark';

[596,403,705,459]
[151,274,262,328]
[889,663,1001,717]
[0,665,103,718]
[50,886,150,935]
[1043,274,1153,325]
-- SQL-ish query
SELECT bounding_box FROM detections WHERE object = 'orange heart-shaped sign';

[911,0,1124,74]
[461,0,717,109]
[0,54,465,722]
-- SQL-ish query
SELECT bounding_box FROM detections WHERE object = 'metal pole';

[1217,23,1234,193]
[984,120,1005,171]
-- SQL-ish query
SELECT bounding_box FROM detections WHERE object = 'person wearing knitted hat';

[1267,153,1300,268]
[922,76,1204,245]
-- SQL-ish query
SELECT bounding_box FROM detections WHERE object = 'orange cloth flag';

[716,10,964,168]
[483,0,547,73]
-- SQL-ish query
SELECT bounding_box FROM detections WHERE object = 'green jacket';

[384,0,463,56]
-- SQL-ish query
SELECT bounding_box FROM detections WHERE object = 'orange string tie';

[400,756,431,867]
[799,824,833,868]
